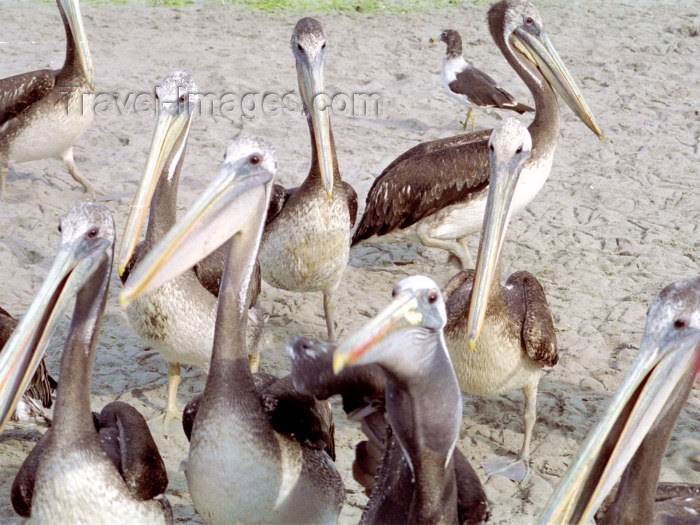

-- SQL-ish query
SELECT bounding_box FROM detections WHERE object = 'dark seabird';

[116,71,265,426]
[0,203,171,523]
[0,307,55,425]
[120,135,345,523]
[0,0,95,198]
[442,118,558,482]
[540,277,700,524]
[288,335,490,525]
[352,0,603,269]
[259,17,358,342]
[440,28,533,131]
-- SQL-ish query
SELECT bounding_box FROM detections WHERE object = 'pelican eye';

[391,288,397,299]
[86,227,99,240]
[427,290,438,304]
[525,16,534,25]
[489,143,495,152]
[321,41,327,50]
[297,43,304,52]
[515,145,523,154]
[249,154,261,165]
[179,94,186,103]
[57,223,62,233]
[674,318,687,329]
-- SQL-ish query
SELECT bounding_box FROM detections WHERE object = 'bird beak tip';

[467,337,476,351]
[332,353,345,375]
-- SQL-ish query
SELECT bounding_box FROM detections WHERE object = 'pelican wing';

[506,271,558,367]
[0,70,55,127]
[352,131,491,244]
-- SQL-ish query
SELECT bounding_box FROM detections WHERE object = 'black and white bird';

[440,29,533,131]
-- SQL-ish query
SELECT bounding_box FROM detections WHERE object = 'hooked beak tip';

[467,338,477,351]
[332,353,346,375]
[118,291,130,308]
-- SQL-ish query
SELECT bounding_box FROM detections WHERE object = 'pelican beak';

[511,25,603,139]
[61,0,94,89]
[117,109,192,277]
[119,157,273,307]
[333,290,421,374]
[0,232,110,432]
[466,151,523,350]
[297,51,335,199]
[539,327,700,524]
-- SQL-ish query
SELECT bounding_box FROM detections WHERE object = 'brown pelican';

[442,118,558,482]
[352,0,603,269]
[0,307,55,425]
[540,277,700,524]
[0,0,95,198]
[0,203,171,523]
[288,333,490,525]
[259,17,357,341]
[440,28,533,131]
[319,275,487,524]
[120,135,345,523]
[116,71,265,425]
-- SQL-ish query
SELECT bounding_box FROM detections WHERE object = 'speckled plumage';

[259,17,357,341]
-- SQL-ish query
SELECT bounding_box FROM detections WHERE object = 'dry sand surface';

[1,0,698,523]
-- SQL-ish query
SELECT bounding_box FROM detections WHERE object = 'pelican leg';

[416,227,473,270]
[150,362,183,429]
[323,291,336,342]
[482,383,536,483]
[61,147,95,195]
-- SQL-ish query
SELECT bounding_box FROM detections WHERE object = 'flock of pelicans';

[0,0,698,523]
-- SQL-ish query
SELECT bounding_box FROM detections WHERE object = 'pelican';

[0,0,95,198]
[121,135,345,524]
[0,307,55,425]
[440,28,533,131]
[116,71,265,425]
[288,333,490,525]
[318,275,487,524]
[352,0,603,269]
[540,277,700,524]
[0,203,171,523]
[442,118,558,482]
[259,17,357,342]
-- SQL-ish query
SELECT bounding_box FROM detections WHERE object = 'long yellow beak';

[333,291,420,374]
[117,110,192,277]
[0,234,110,432]
[297,53,335,198]
[511,26,604,139]
[119,157,272,307]
[539,328,700,524]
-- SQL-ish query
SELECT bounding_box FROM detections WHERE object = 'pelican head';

[466,118,532,348]
[291,17,336,199]
[120,133,276,306]
[117,70,199,277]
[332,275,447,377]
[0,203,114,432]
[540,277,700,524]
[489,0,603,139]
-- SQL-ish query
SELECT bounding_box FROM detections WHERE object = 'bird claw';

[149,408,183,432]
[482,456,530,483]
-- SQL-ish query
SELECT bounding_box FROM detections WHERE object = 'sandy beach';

[1,0,698,523]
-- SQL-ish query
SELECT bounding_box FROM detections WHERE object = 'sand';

[0,0,698,523]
